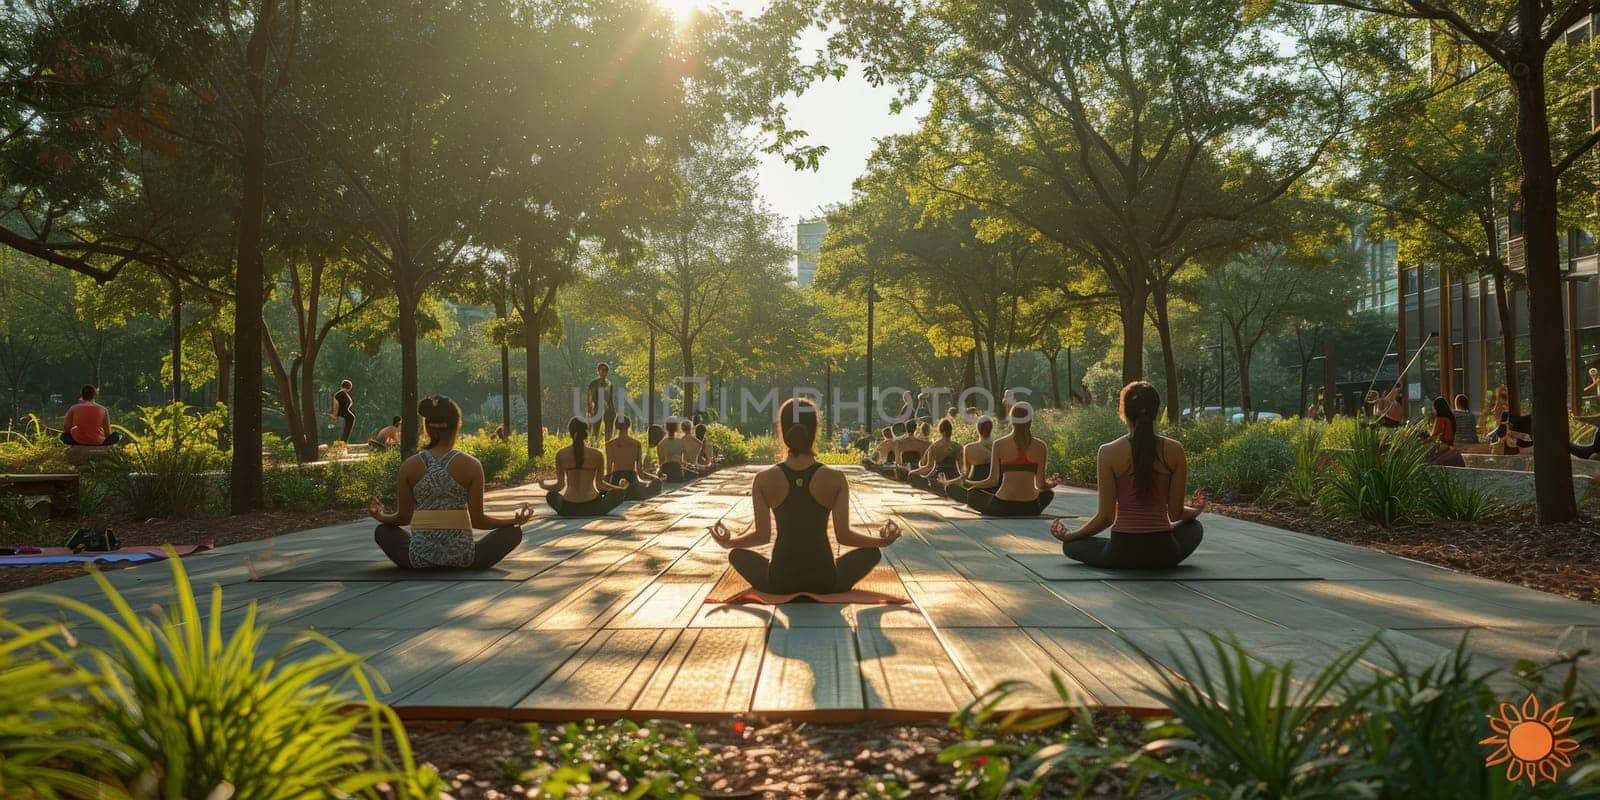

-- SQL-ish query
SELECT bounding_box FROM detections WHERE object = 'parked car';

[1232,411,1284,423]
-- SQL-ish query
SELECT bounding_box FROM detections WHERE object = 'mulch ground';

[403,715,1155,800]
[1215,501,1600,604]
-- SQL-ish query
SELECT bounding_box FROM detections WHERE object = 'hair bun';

[418,397,437,416]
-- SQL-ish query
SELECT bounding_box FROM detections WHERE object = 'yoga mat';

[254,559,545,582]
[1010,554,1317,582]
[704,564,912,605]
[0,543,213,566]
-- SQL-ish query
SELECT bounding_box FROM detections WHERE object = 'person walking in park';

[709,397,902,594]
[941,402,1059,516]
[331,379,356,442]
[543,417,629,516]
[1051,381,1206,570]
[59,384,123,447]
[368,395,529,569]
[586,362,617,442]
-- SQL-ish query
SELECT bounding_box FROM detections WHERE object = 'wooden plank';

[1107,582,1279,632]
[858,626,975,715]
[353,581,528,630]
[1266,580,1525,630]
[526,569,656,630]
[466,571,592,629]
[397,629,592,709]
[751,626,862,714]
[279,581,451,629]
[605,582,714,629]
[366,626,513,701]
[853,603,931,630]
[1026,628,1171,709]
[689,602,775,628]
[972,580,1103,628]
[633,628,766,714]
[933,627,1069,709]
[519,628,680,711]
[769,603,857,628]
[881,538,963,582]
[903,580,1014,628]
[1182,581,1380,632]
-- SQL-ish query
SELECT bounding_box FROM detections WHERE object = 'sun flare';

[1480,694,1580,786]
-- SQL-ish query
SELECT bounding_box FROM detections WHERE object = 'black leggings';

[545,488,627,517]
[661,462,690,482]
[968,488,1055,516]
[1061,520,1205,570]
[609,470,662,501]
[338,412,356,442]
[729,547,881,594]
[908,466,959,492]
[60,431,123,447]
[373,525,522,570]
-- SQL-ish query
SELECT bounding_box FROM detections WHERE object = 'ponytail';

[1009,402,1034,449]
[976,416,993,439]
[1119,382,1161,497]
[568,417,588,469]
[938,418,953,438]
[418,395,462,449]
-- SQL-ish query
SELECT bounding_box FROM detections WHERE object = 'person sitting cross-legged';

[368,395,529,569]
[605,416,664,500]
[1051,381,1205,570]
[939,402,1059,516]
[542,417,629,517]
[60,384,124,447]
[907,418,962,491]
[709,397,902,594]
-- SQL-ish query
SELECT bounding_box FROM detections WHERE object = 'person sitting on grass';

[709,397,902,594]
[1050,382,1205,570]
[940,402,1058,516]
[60,384,124,447]
[907,418,962,491]
[941,415,994,505]
[542,417,629,517]
[606,416,663,500]
[367,416,402,451]
[1424,396,1465,466]
[368,395,529,569]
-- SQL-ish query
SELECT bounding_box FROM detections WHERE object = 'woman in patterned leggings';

[368,395,531,569]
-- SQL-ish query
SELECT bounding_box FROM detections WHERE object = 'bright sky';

[668,0,928,261]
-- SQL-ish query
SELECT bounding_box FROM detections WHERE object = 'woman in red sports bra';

[941,401,1059,516]
[1050,382,1205,569]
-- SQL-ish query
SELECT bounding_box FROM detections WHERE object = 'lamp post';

[865,271,881,426]
[648,295,662,431]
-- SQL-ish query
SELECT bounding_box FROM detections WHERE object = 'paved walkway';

[2,466,1595,721]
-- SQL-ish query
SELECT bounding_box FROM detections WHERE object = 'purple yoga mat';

[0,543,213,566]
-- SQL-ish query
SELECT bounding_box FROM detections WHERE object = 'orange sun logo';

[1481,693,1579,786]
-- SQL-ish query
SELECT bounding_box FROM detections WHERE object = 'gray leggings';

[374,525,522,570]
[1062,519,1204,570]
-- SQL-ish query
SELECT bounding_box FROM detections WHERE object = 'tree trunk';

[1491,270,1520,413]
[1119,288,1147,385]
[1150,284,1181,422]
[1044,348,1061,409]
[296,351,320,462]
[680,341,696,417]
[1511,65,1577,523]
[397,285,421,456]
[170,276,182,405]
[497,295,512,434]
[524,313,544,458]
[228,5,273,514]
[1229,324,1253,419]
[1295,327,1310,417]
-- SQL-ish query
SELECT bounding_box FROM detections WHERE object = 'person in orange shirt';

[60,384,123,446]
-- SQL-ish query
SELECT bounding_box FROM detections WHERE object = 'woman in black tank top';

[709,397,901,594]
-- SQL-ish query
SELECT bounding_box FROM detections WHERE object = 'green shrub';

[0,615,128,797]
[1272,425,1324,506]
[702,423,749,464]
[458,432,525,483]
[1419,471,1505,522]
[1034,406,1126,482]
[1316,424,1433,526]
[0,414,72,473]
[1190,426,1295,502]
[263,464,336,512]
[938,677,1131,799]
[746,434,778,463]
[1167,414,1238,459]
[0,493,52,546]
[10,555,440,798]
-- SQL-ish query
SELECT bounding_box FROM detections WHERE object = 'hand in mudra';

[1045,472,1061,488]
[512,503,535,525]
[877,519,902,546]
[709,521,734,548]
[367,496,387,519]
[1049,517,1072,542]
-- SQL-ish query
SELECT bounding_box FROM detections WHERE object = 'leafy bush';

[1190,426,1295,502]
[0,493,52,546]
[1316,424,1433,526]
[1166,414,1238,460]
[1033,406,1127,484]
[518,719,715,798]
[457,432,528,483]
[0,414,72,473]
[0,616,127,797]
[702,423,749,464]
[1272,425,1324,506]
[1419,471,1505,522]
[8,555,440,798]
[747,434,777,463]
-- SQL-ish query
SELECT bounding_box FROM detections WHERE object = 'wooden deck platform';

[2,466,1595,721]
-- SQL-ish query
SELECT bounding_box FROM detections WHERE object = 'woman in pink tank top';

[1050,382,1205,570]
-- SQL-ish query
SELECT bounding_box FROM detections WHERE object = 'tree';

[836,0,1353,420]
[1314,0,1600,522]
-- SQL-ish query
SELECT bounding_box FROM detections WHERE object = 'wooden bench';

[0,473,79,516]
[64,445,120,466]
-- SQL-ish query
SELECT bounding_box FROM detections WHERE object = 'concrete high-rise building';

[795,217,827,286]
